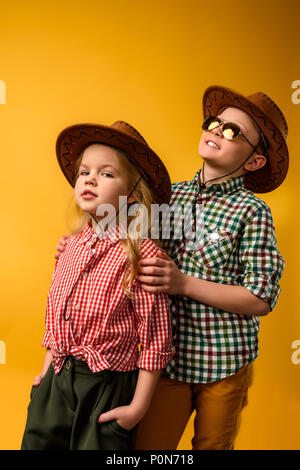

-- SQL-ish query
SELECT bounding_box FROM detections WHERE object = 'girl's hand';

[98,405,143,431]
[54,234,71,260]
[136,250,187,295]
[33,373,45,386]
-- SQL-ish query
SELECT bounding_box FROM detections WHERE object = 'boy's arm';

[54,234,71,260]
[182,275,270,315]
[138,252,269,315]
[137,206,284,316]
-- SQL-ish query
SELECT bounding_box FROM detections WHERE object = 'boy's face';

[198,107,265,174]
[74,144,132,217]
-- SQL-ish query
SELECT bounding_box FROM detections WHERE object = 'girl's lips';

[82,191,97,199]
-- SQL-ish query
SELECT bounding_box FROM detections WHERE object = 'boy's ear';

[244,154,267,172]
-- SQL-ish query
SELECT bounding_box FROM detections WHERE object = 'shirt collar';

[192,168,245,195]
[79,220,127,246]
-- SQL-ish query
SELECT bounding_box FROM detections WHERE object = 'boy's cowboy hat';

[202,85,289,193]
[56,121,171,204]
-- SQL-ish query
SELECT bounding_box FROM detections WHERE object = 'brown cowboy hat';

[56,120,171,204]
[202,85,289,193]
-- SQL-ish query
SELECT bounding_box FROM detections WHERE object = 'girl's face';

[74,144,133,218]
[198,107,263,174]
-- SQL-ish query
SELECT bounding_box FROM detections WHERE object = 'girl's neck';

[90,215,121,235]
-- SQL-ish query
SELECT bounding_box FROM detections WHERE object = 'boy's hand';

[54,234,71,260]
[98,405,143,431]
[137,250,187,295]
[33,373,45,386]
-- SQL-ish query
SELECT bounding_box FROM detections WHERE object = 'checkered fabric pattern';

[42,222,174,374]
[160,169,285,383]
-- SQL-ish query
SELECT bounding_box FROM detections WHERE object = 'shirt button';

[82,271,88,278]
[75,303,80,311]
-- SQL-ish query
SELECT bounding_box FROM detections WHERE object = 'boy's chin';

[198,153,219,163]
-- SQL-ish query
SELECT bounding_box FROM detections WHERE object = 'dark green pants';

[21,356,139,450]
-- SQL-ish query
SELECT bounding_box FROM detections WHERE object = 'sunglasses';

[202,115,268,156]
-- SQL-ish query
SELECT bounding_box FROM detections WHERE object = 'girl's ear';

[128,194,136,204]
[128,190,142,204]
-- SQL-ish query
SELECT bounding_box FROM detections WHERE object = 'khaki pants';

[21,356,138,450]
[135,363,254,450]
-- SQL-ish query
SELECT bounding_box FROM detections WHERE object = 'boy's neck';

[200,163,244,187]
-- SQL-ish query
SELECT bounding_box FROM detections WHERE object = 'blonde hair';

[68,144,160,299]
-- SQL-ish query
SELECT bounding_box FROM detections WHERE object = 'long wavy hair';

[66,144,161,299]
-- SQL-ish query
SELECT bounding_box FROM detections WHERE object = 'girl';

[21,120,174,450]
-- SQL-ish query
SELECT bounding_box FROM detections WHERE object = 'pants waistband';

[61,356,138,377]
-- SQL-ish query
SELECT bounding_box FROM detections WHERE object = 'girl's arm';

[98,369,160,430]
[33,348,53,386]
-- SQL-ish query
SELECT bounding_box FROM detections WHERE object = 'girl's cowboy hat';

[202,85,289,193]
[56,121,171,204]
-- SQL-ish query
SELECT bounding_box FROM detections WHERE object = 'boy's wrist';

[181,273,192,297]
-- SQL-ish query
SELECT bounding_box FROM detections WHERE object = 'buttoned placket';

[62,244,96,322]
[62,230,115,324]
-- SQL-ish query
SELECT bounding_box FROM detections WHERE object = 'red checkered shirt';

[42,222,175,374]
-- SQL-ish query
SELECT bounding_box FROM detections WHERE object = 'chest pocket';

[186,224,235,269]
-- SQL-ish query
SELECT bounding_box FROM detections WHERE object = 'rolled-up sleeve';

[131,283,175,370]
[238,206,285,311]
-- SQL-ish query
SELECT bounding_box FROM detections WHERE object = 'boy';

[55,86,288,449]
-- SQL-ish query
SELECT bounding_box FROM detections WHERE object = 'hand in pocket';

[33,373,45,386]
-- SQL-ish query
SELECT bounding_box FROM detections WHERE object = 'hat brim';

[202,86,289,193]
[56,123,171,204]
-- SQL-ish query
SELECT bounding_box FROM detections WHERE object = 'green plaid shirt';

[160,168,285,383]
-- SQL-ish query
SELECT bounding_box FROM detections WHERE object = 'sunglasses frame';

[202,115,268,157]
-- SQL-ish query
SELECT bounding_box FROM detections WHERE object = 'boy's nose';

[211,125,222,137]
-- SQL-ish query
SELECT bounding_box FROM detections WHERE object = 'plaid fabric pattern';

[161,168,285,383]
[42,222,174,374]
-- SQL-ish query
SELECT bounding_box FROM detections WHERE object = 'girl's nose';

[85,173,97,185]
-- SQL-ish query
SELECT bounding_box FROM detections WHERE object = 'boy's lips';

[205,138,221,150]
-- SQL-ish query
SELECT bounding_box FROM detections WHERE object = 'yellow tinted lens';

[223,123,239,140]
[203,116,221,131]
[208,120,220,130]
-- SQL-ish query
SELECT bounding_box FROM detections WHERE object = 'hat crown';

[247,92,288,139]
[111,121,149,146]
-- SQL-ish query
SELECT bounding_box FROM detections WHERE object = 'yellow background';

[0,0,299,450]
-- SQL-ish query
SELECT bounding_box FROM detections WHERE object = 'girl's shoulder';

[139,238,160,259]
